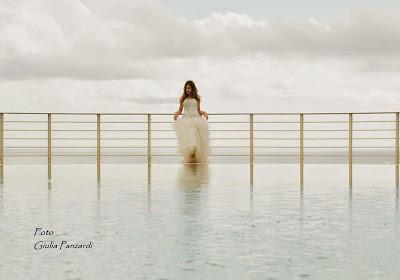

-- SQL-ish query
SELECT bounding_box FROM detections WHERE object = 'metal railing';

[0,111,399,187]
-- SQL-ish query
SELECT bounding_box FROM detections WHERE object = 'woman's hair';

[180,80,201,103]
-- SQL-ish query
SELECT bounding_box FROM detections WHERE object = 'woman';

[173,80,210,164]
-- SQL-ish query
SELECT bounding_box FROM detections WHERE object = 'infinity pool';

[0,163,399,279]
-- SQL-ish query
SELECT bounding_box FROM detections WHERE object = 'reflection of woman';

[173,80,210,164]
[176,164,210,189]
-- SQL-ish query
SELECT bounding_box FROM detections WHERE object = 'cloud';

[0,0,399,114]
[355,59,400,72]
[2,53,399,114]
[0,1,399,80]
[194,11,267,33]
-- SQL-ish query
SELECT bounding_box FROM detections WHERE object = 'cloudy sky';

[0,0,399,113]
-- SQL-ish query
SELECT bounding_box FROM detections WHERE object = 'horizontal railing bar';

[256,146,395,148]
[253,129,300,131]
[304,155,396,157]
[52,137,139,140]
[209,121,253,123]
[304,121,395,123]
[259,129,346,132]
[3,146,251,149]
[4,121,48,123]
[52,121,95,123]
[3,146,395,149]
[3,137,395,140]
[4,129,50,131]
[4,129,97,131]
[4,137,49,139]
[4,154,147,156]
[4,121,164,124]
[95,129,146,131]
[1,111,399,115]
[255,154,395,157]
[3,155,48,156]
[254,137,396,140]
[52,138,96,140]
[3,154,248,156]
[130,129,250,131]
[3,154,144,156]
[150,154,249,156]
[254,121,299,123]
[3,120,396,124]
[4,146,134,148]
[97,137,143,140]
[3,128,396,132]
[151,137,250,140]
[101,121,146,123]
[3,154,393,157]
[256,137,300,140]
[4,129,142,132]
[6,129,154,131]
[335,129,395,131]
[36,137,248,140]
[174,121,251,123]
[147,146,251,148]
[4,121,97,123]
[304,137,396,140]
[254,129,396,132]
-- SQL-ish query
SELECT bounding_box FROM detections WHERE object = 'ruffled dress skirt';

[173,115,210,163]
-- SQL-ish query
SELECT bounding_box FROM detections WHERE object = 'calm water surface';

[0,163,399,279]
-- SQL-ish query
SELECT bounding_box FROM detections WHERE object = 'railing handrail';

[0,111,399,115]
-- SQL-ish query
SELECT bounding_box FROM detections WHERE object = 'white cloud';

[194,11,267,34]
[0,0,399,113]
[1,1,400,80]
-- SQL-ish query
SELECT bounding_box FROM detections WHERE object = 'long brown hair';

[180,80,201,103]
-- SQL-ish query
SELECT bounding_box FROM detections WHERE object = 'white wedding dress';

[173,98,210,163]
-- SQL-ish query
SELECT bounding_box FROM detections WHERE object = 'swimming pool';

[0,163,399,279]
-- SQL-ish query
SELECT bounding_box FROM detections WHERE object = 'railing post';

[250,114,254,184]
[147,114,151,165]
[250,114,254,164]
[97,114,101,182]
[396,112,399,188]
[0,113,3,181]
[300,114,304,187]
[47,113,51,180]
[349,113,353,188]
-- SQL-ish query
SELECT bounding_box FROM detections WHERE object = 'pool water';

[0,163,399,279]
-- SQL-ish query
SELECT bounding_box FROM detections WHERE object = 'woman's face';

[185,84,192,95]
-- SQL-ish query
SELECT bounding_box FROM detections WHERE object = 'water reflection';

[299,187,304,234]
[396,186,399,235]
[249,182,253,217]
[0,180,3,217]
[47,179,52,220]
[176,163,210,190]
[175,163,210,272]
[96,180,101,201]
[0,164,3,185]
[147,164,152,213]
[1,164,400,278]
[348,187,353,232]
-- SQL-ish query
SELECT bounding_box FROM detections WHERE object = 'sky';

[164,0,400,23]
[0,0,399,114]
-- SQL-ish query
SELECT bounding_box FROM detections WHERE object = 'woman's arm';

[173,98,183,120]
[197,101,208,120]
[176,99,183,114]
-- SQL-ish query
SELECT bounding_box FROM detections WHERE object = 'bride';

[173,80,210,164]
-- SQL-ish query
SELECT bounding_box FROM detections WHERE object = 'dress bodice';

[182,98,200,117]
